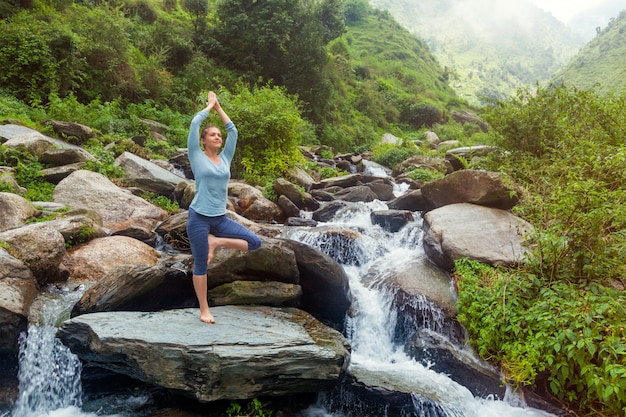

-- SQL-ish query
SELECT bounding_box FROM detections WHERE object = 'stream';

[2,175,558,417]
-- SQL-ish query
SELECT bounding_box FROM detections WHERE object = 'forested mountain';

[552,9,626,95]
[367,0,585,105]
[0,0,461,152]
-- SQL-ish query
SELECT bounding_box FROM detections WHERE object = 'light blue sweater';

[187,109,238,217]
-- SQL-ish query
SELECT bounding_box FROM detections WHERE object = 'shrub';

[217,84,306,186]
[455,258,626,416]
[371,143,419,170]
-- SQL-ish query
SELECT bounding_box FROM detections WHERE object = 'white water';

[4,198,557,417]
[284,200,556,417]
[5,285,124,417]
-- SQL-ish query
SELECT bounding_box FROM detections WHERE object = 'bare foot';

[200,310,215,324]
[207,234,218,264]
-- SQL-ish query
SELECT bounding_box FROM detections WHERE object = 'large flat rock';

[57,306,350,402]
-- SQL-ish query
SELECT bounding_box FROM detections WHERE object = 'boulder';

[365,181,395,201]
[40,162,87,184]
[53,170,168,233]
[392,155,451,177]
[311,174,362,190]
[0,167,25,195]
[281,239,352,330]
[0,192,35,233]
[273,178,320,211]
[0,249,38,355]
[70,256,191,316]
[229,182,283,222]
[3,132,55,157]
[421,169,522,210]
[334,186,378,203]
[62,235,160,282]
[209,280,302,307]
[276,195,301,219]
[46,120,96,141]
[56,306,350,402]
[386,190,428,212]
[285,166,316,190]
[370,210,414,233]
[0,223,67,284]
[445,146,499,171]
[206,237,299,288]
[449,110,488,132]
[422,203,533,271]
[38,148,95,166]
[114,151,189,197]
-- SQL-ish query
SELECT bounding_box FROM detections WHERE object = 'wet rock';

[57,306,350,402]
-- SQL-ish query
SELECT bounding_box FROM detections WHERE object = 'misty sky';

[530,0,620,24]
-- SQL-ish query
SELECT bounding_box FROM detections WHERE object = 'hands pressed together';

[206,91,221,112]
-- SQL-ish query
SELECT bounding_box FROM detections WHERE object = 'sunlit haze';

[529,0,621,24]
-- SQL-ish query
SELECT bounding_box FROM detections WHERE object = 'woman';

[186,91,261,323]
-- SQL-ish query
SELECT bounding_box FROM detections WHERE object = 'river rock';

[0,223,67,284]
[334,185,378,203]
[273,177,320,211]
[52,170,168,233]
[386,189,428,212]
[281,239,352,330]
[0,249,38,355]
[370,210,414,233]
[46,120,96,142]
[39,148,95,166]
[114,151,189,197]
[62,235,160,282]
[422,203,533,271]
[56,306,350,402]
[420,169,522,210]
[209,280,302,307]
[70,256,191,316]
[0,192,36,232]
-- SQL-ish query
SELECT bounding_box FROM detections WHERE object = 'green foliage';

[371,143,419,170]
[0,147,54,201]
[484,86,626,284]
[82,142,125,179]
[140,191,180,214]
[65,224,96,248]
[552,9,626,95]
[405,167,444,182]
[458,85,626,416]
[227,398,272,417]
[319,166,349,179]
[221,84,306,185]
[209,0,344,125]
[0,91,38,121]
[483,84,626,158]
[455,258,626,416]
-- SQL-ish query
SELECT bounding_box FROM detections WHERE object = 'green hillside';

[551,9,626,95]
[0,0,463,152]
[367,0,584,105]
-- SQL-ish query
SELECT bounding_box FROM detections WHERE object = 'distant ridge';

[368,0,585,105]
[552,9,626,95]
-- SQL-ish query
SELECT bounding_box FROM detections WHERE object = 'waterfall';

[284,201,557,417]
[7,285,113,417]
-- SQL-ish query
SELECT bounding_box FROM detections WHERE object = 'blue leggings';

[186,208,262,275]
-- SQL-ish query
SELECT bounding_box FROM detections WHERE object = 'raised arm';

[208,91,231,126]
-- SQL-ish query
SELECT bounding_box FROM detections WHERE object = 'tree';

[183,0,208,30]
[215,84,306,185]
[210,0,345,124]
